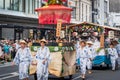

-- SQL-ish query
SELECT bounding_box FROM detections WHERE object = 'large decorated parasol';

[35,0,72,24]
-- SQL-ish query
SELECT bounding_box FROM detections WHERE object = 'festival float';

[62,22,120,67]
[30,0,76,79]
[29,0,120,78]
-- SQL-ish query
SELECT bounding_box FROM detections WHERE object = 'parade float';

[62,22,120,67]
[30,0,76,78]
[29,0,120,78]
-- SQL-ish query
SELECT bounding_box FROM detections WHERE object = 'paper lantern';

[72,32,78,36]
[93,32,98,36]
[98,28,101,32]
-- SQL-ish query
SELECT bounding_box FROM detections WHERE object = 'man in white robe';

[76,41,88,79]
[12,40,32,80]
[35,39,51,80]
[108,43,118,71]
[86,41,95,74]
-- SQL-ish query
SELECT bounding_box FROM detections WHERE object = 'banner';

[108,31,114,39]
[60,30,65,38]
[56,20,62,37]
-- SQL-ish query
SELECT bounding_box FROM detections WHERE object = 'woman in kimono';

[34,39,51,80]
[86,41,95,74]
[12,40,32,80]
[108,43,118,71]
[76,41,88,79]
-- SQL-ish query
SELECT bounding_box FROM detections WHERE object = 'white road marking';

[0,72,18,80]
[0,72,18,77]
[0,62,12,68]
[72,76,81,80]
[0,73,12,77]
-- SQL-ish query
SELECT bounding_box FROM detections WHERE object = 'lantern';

[72,32,78,36]
[93,32,99,36]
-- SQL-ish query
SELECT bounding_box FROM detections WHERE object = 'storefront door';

[14,28,23,40]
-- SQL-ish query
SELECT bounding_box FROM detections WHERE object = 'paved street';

[0,62,120,80]
[0,0,120,80]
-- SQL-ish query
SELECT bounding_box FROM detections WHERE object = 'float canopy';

[35,5,72,24]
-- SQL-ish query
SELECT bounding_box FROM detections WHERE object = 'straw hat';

[19,40,27,44]
[86,41,93,45]
[40,39,47,43]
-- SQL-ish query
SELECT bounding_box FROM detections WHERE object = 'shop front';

[0,14,56,40]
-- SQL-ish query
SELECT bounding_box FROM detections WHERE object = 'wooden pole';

[100,28,105,48]
[69,30,71,42]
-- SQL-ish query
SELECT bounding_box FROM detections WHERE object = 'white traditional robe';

[74,41,80,50]
[108,48,118,70]
[115,44,120,54]
[35,46,51,80]
[13,47,32,79]
[0,46,3,56]
[93,40,100,56]
[115,44,120,65]
[76,46,88,74]
[93,40,105,56]
[86,46,95,70]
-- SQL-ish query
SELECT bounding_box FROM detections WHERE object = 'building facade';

[0,0,42,40]
[109,0,120,13]
[109,0,120,28]
[68,0,92,23]
[0,0,93,40]
[92,0,109,26]
[109,13,120,28]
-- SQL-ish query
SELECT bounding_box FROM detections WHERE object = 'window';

[25,0,29,13]
[5,0,11,10]
[28,0,30,13]
[18,0,23,12]
[0,0,42,14]
[22,0,25,12]
[97,0,100,7]
[35,0,37,9]
[37,0,39,8]
[71,7,76,19]
[32,0,35,14]
[89,6,92,22]
[10,0,19,11]
[0,0,4,9]
[104,1,107,13]
[94,0,97,8]
[35,0,39,14]
[82,3,84,21]
[86,5,87,21]
[14,0,19,11]
[27,0,37,14]
[29,0,32,14]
